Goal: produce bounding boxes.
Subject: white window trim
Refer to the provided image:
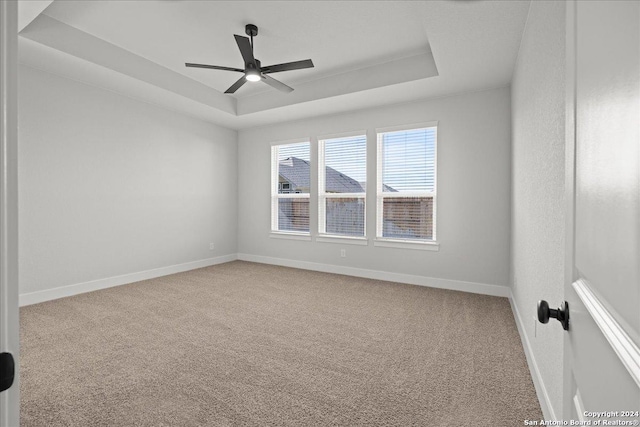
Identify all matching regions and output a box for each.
[375,121,438,134]
[316,235,368,246]
[317,136,367,238]
[376,125,438,243]
[373,239,439,251]
[271,141,311,235]
[270,232,312,241]
[317,129,367,141]
[269,137,312,147]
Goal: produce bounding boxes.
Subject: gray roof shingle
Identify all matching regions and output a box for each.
[279,157,364,193]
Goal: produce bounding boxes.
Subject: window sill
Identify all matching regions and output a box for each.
[373,239,439,251]
[270,232,312,241]
[316,235,369,246]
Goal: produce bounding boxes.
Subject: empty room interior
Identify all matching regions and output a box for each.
[1,0,639,426]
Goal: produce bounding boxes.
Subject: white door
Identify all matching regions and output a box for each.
[563,0,640,421]
[0,1,20,426]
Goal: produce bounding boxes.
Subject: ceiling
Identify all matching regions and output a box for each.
[17,1,531,130]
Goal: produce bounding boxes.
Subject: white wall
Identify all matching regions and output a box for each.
[510,1,566,419]
[237,87,511,290]
[18,65,238,300]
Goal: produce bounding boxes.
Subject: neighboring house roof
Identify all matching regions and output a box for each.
[361,181,397,193]
[279,157,311,191]
[279,157,365,193]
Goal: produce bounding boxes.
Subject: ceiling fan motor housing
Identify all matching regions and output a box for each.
[247,59,261,71]
[245,24,258,37]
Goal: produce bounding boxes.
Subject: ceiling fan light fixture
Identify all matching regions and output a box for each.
[245,70,261,82]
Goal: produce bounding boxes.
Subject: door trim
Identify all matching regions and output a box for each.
[563,0,578,418]
[572,279,640,388]
[0,1,20,425]
[509,292,556,420]
[572,390,586,422]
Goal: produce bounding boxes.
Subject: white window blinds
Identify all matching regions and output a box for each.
[271,141,310,233]
[318,134,366,237]
[377,126,437,241]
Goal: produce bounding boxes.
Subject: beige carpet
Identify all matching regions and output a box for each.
[20,261,541,426]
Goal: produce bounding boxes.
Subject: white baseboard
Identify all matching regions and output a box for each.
[237,253,510,297]
[20,252,510,306]
[19,254,238,307]
[508,290,555,420]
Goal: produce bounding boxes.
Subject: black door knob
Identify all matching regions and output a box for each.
[537,300,570,331]
[0,352,14,392]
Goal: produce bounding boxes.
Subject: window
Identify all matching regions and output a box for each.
[318,134,367,237]
[271,141,310,233]
[376,125,437,242]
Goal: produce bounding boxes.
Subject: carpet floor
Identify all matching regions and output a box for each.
[20,261,542,426]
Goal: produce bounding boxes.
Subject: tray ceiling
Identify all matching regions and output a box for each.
[18,1,530,129]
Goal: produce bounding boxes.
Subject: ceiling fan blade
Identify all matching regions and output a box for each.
[261,59,314,74]
[185,63,244,73]
[234,34,257,68]
[262,74,294,93]
[224,76,248,94]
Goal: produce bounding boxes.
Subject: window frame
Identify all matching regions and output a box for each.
[270,140,311,237]
[375,122,438,248]
[317,131,368,239]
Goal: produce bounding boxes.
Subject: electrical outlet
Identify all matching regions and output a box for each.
[340,249,346,258]
[209,243,215,250]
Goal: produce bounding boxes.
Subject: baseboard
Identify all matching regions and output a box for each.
[20,253,509,306]
[508,290,555,420]
[237,253,510,297]
[19,254,238,307]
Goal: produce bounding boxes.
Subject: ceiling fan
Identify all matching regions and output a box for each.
[185,24,314,94]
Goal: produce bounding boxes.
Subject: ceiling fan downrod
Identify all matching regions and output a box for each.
[245,24,258,52]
